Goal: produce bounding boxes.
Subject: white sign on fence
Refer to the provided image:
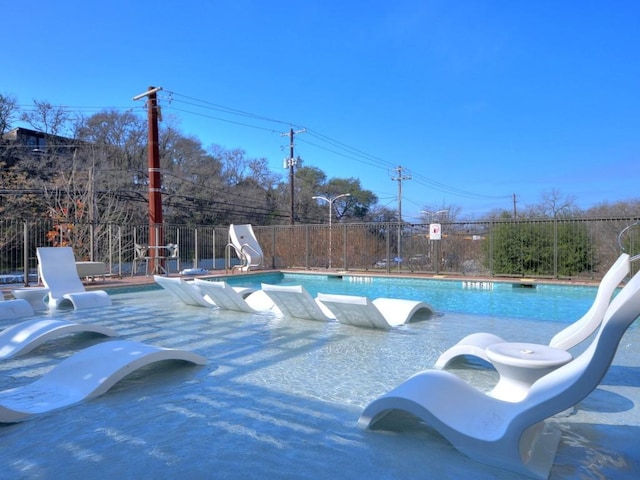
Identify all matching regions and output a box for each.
[429,223,442,241]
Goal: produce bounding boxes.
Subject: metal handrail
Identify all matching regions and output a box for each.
[617,220,640,262]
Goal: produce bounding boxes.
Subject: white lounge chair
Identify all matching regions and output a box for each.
[0,318,117,360]
[154,275,258,309]
[316,293,434,329]
[229,224,263,272]
[261,283,335,321]
[435,253,631,369]
[358,268,640,479]
[0,294,34,320]
[36,247,112,309]
[0,339,207,423]
[154,275,215,307]
[193,278,273,313]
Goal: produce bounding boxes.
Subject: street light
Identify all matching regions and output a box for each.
[421,209,449,222]
[312,193,351,269]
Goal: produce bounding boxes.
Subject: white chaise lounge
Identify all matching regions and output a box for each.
[435,253,631,369]
[358,267,640,479]
[0,339,207,423]
[261,284,335,321]
[0,318,117,360]
[316,293,434,329]
[229,224,263,272]
[154,276,258,309]
[37,247,112,309]
[193,278,273,313]
[154,276,215,307]
[0,294,34,320]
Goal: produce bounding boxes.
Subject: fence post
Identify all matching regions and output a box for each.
[90,223,95,261]
[342,223,348,271]
[305,225,310,269]
[489,221,494,276]
[23,221,29,287]
[554,216,559,278]
[272,226,276,269]
[194,228,199,270]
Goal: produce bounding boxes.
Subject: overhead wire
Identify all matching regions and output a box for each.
[14,92,512,206]
[161,90,512,203]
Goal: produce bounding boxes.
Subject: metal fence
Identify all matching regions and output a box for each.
[1,217,639,287]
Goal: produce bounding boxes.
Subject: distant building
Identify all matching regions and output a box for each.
[1,127,79,167]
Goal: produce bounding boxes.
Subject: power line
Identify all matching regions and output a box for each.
[14,92,513,204]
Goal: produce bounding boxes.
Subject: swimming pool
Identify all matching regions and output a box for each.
[225,272,600,324]
[1,275,638,479]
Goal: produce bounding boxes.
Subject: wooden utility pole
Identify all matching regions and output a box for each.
[133,86,163,272]
[282,127,306,225]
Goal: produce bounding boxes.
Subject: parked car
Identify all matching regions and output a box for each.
[374,259,388,268]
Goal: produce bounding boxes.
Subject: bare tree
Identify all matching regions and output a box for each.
[0,93,18,134]
[21,99,71,137]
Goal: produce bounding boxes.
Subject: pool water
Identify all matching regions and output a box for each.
[227,272,599,323]
[1,276,638,479]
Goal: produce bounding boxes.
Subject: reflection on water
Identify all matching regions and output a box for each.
[0,286,638,479]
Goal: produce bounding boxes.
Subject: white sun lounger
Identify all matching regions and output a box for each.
[36,247,112,309]
[154,275,215,307]
[316,293,434,329]
[359,267,640,479]
[154,275,258,309]
[193,278,273,313]
[0,295,34,320]
[435,253,631,368]
[261,283,335,321]
[0,339,207,423]
[0,318,117,360]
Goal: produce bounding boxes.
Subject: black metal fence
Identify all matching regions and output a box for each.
[1,217,638,286]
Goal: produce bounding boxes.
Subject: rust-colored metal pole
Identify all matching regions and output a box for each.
[147,86,163,273]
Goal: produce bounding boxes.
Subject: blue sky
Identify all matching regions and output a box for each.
[4,0,639,221]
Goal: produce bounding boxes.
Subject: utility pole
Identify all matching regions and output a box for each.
[391,165,411,264]
[133,86,163,273]
[391,165,412,223]
[282,127,306,225]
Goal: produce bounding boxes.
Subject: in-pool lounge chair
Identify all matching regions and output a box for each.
[154,276,258,309]
[261,283,335,321]
[36,247,112,309]
[435,253,631,369]
[228,224,263,272]
[358,267,640,479]
[0,318,117,360]
[193,278,272,313]
[154,275,215,307]
[317,293,434,329]
[0,339,207,423]
[0,295,34,320]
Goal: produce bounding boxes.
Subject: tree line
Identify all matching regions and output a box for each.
[0,95,387,228]
[1,93,638,229]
